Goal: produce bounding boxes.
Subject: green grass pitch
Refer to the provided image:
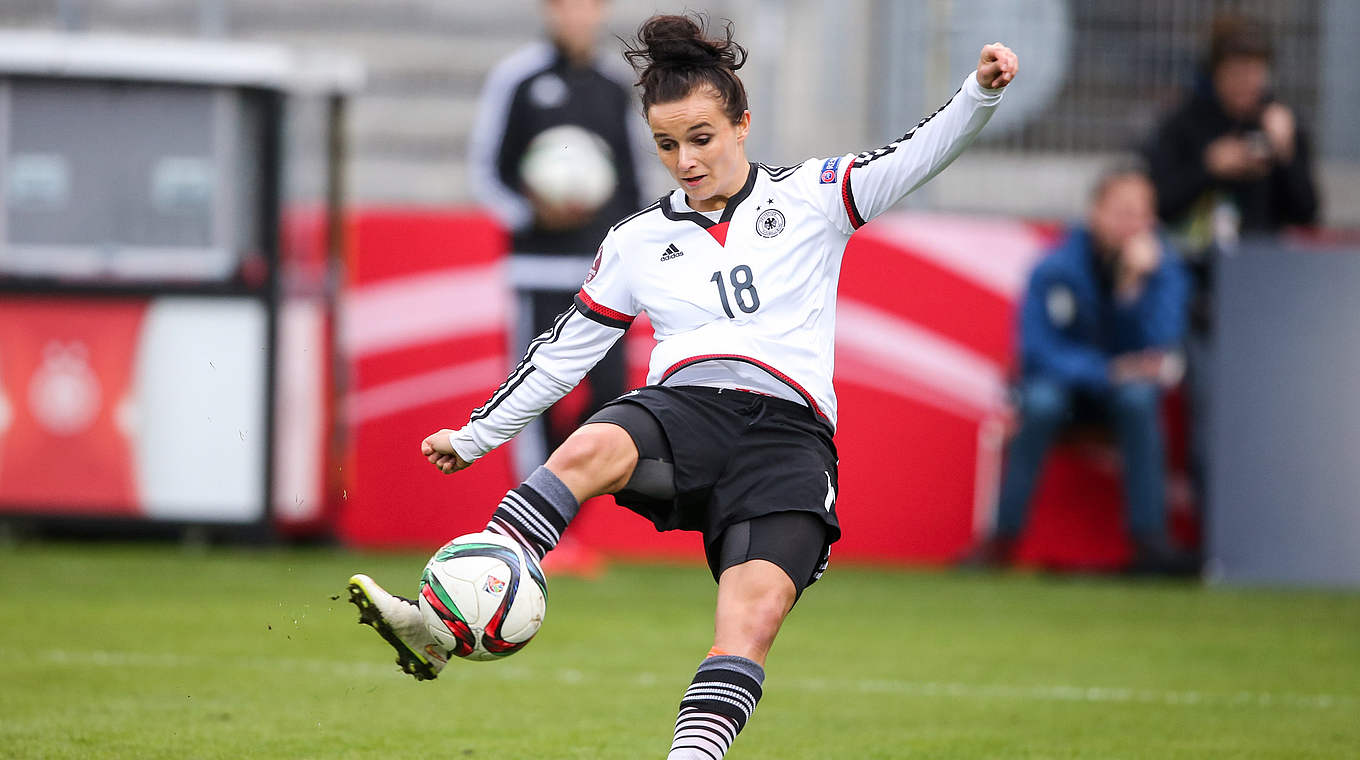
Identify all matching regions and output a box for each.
[2,541,1358,759]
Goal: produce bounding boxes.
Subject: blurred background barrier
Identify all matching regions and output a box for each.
[1208,240,1360,587]
[0,30,360,537]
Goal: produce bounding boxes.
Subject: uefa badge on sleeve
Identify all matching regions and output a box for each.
[819,156,841,184]
[756,208,786,238]
[585,248,602,284]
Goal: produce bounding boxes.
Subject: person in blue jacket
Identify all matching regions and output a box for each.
[973,162,1193,573]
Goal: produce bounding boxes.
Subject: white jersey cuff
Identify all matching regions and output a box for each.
[964,71,1006,104]
[450,431,483,464]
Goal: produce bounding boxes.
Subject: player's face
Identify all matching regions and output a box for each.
[1089,175,1156,255]
[647,89,751,212]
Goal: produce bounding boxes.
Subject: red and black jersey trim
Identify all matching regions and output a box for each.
[851,87,960,169]
[660,354,830,424]
[574,289,635,329]
[841,162,865,230]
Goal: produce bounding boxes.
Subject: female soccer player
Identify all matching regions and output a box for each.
[350,14,1016,759]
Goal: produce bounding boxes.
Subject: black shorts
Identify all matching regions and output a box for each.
[585,385,839,594]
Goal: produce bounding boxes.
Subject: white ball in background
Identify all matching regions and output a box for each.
[519,125,617,212]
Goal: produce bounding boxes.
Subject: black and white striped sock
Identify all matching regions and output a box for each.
[668,655,765,760]
[485,466,579,561]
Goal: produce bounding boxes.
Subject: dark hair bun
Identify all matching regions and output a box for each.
[629,13,746,72]
[624,13,750,123]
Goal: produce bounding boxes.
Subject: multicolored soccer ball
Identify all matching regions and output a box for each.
[417,531,547,662]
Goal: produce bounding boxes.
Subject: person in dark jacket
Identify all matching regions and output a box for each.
[468,0,647,479]
[1141,13,1318,530]
[970,164,1191,573]
[1143,12,1317,260]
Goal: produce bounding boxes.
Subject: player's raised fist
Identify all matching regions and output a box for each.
[421,429,471,474]
[976,43,1018,90]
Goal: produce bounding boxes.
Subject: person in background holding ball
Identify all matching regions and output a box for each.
[468,0,648,487]
[354,13,1015,759]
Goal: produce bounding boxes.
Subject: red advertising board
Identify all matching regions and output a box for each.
[0,299,145,512]
[338,209,1190,569]
[0,296,272,523]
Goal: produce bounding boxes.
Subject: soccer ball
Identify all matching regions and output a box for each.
[519,124,617,211]
[417,531,547,662]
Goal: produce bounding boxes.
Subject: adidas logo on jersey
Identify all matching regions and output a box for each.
[660,243,684,261]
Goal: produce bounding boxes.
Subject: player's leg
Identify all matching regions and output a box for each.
[669,512,828,760]
[348,421,638,680]
[557,389,779,759]
[485,422,639,561]
[710,559,803,664]
[347,571,449,681]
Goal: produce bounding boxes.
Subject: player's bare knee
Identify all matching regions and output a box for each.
[754,585,794,628]
[717,566,795,653]
[546,423,637,493]
[716,592,789,661]
[746,594,789,641]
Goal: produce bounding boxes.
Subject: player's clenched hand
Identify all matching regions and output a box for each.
[421,429,471,474]
[976,43,1018,90]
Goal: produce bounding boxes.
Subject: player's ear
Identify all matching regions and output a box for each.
[734,110,751,145]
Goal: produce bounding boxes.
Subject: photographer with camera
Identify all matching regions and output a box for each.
[1141,12,1318,531]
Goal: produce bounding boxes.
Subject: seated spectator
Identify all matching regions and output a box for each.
[968,163,1193,574]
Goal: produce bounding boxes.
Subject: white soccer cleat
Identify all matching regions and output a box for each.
[347,573,448,681]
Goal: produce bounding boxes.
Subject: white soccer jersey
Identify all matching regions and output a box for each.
[450,71,1003,463]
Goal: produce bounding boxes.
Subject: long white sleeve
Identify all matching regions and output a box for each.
[838,72,1004,230]
[449,304,627,463]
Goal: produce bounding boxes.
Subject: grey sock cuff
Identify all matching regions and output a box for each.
[525,466,580,525]
[699,654,766,685]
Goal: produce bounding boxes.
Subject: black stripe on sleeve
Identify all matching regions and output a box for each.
[758,163,803,182]
[468,366,537,422]
[468,306,575,421]
[852,88,960,169]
